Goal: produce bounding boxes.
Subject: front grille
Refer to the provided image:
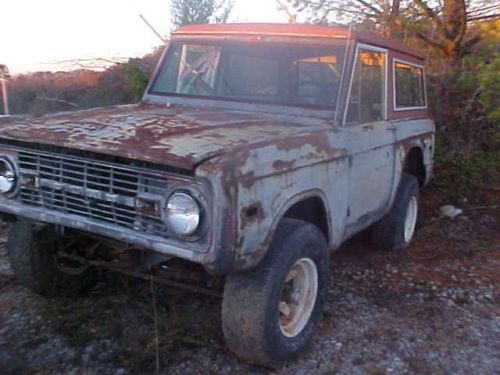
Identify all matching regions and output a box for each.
[17,150,170,237]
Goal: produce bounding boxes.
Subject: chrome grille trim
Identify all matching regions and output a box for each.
[17,150,170,237]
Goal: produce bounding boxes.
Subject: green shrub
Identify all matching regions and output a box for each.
[477,53,500,123]
[123,63,150,102]
[433,147,500,203]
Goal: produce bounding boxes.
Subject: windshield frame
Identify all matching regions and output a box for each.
[143,39,348,118]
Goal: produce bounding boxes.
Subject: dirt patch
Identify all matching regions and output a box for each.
[0,191,498,374]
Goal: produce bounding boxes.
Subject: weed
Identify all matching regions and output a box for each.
[432,147,500,203]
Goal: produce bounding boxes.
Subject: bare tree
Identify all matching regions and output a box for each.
[287,0,498,59]
[467,1,500,22]
[407,0,495,60]
[50,57,129,71]
[170,0,234,27]
[287,0,405,36]
[276,0,299,23]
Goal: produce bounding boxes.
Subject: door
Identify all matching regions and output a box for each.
[343,44,395,228]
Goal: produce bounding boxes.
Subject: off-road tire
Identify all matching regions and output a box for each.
[371,173,420,251]
[7,219,96,297]
[222,218,329,368]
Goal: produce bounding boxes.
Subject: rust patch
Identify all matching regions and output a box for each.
[272,159,297,171]
[0,103,332,171]
[274,131,335,158]
[239,202,265,227]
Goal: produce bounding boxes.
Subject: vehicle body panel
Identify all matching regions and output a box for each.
[0,104,332,170]
[207,117,433,270]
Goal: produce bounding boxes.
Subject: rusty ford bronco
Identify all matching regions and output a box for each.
[0,24,434,367]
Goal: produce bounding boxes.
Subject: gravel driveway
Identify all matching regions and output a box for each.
[0,190,498,374]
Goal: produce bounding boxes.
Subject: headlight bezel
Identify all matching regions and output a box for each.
[163,187,208,240]
[0,156,18,196]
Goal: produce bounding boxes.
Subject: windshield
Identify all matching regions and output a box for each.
[150,42,346,110]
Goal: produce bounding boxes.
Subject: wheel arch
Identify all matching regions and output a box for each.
[276,190,331,244]
[404,146,426,188]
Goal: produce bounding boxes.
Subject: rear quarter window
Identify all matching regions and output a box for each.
[393,60,426,110]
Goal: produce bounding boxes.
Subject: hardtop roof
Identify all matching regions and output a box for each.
[171,23,424,60]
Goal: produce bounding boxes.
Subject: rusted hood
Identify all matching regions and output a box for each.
[0,103,331,170]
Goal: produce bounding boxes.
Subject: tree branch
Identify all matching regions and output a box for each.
[452,0,467,46]
[415,30,446,51]
[467,14,500,21]
[352,0,383,15]
[413,0,447,35]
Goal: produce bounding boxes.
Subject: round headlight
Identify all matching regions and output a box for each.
[0,158,16,194]
[165,192,200,236]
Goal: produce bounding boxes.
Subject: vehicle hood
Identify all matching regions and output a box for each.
[0,103,332,170]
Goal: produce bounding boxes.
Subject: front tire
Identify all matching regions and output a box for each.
[222,219,329,368]
[7,219,96,297]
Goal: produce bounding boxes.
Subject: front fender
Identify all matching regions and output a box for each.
[235,188,333,271]
[197,128,348,274]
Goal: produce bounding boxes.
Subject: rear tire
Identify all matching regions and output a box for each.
[371,173,420,251]
[7,219,96,297]
[222,219,329,368]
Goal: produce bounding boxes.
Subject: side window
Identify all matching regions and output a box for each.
[394,61,426,109]
[345,48,386,124]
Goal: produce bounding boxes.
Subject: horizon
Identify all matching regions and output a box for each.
[1,0,290,76]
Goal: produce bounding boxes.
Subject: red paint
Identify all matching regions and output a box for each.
[172,23,425,59]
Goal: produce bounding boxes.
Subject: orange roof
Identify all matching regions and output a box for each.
[172,23,424,59]
[173,23,349,39]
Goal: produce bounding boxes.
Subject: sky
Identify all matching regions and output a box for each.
[0,0,288,75]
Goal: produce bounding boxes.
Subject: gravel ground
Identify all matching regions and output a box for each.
[0,190,498,375]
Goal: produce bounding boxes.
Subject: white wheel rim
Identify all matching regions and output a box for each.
[404,196,418,243]
[279,258,318,338]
